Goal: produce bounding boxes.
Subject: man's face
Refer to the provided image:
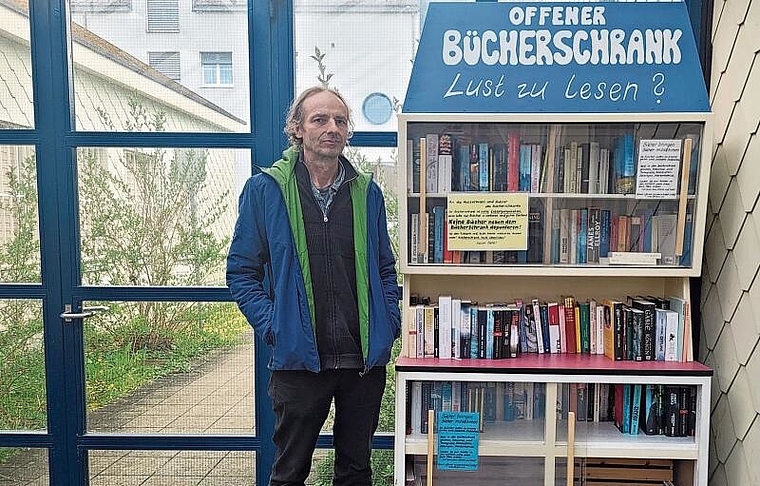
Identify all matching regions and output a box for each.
[295,91,349,162]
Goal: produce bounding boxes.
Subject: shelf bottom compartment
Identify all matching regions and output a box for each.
[555,420,698,460]
[556,457,695,486]
[405,455,545,485]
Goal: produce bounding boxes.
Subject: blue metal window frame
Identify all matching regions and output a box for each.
[0,1,707,484]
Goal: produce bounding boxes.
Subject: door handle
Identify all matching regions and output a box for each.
[60,304,109,322]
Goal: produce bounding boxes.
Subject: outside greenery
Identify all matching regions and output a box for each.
[0,98,249,464]
[0,60,401,482]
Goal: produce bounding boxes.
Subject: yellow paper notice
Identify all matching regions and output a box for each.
[447,193,529,251]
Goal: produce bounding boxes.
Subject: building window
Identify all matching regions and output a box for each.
[201,52,233,86]
[362,92,393,125]
[148,51,181,81]
[192,0,247,11]
[147,0,179,33]
[70,0,132,12]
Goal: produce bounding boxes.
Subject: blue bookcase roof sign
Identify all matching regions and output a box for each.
[403,2,710,113]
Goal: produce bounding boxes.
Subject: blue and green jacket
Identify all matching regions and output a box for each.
[226,146,400,372]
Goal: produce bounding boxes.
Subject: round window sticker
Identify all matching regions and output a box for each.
[362,92,393,125]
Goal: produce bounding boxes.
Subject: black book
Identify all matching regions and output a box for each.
[632,298,656,361]
[664,386,680,437]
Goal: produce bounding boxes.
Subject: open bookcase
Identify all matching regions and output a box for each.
[394,113,713,486]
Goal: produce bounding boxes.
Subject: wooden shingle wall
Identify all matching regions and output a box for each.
[705,0,760,484]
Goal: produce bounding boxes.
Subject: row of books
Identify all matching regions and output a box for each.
[409,129,698,197]
[406,381,547,435]
[406,380,696,438]
[406,294,693,363]
[559,383,697,437]
[408,202,692,266]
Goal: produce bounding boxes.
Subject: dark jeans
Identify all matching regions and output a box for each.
[268,367,386,486]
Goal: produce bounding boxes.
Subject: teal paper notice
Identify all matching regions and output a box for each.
[436,411,480,471]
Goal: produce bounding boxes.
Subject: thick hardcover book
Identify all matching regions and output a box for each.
[524,300,539,353]
[539,303,551,354]
[578,301,591,354]
[563,296,577,354]
[599,209,611,258]
[477,307,488,359]
[492,307,504,359]
[509,308,520,358]
[679,386,690,437]
[532,299,546,354]
[630,307,644,361]
[548,302,561,353]
[602,300,624,361]
[664,386,680,437]
[632,299,656,361]
[460,301,472,359]
[470,306,479,359]
[527,199,545,263]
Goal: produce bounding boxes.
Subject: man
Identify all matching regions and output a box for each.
[226,86,400,486]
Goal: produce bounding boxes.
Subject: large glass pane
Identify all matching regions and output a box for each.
[89,450,255,485]
[0,299,45,431]
[294,1,423,132]
[84,301,253,435]
[0,448,48,486]
[70,1,250,131]
[77,147,245,287]
[0,2,34,129]
[0,145,39,283]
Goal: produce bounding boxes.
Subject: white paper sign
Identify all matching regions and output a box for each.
[635,139,682,198]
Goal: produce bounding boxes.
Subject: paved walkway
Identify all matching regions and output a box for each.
[1,333,285,486]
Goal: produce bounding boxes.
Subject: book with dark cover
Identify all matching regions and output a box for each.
[420,381,432,434]
[578,208,588,264]
[629,384,642,435]
[599,209,611,258]
[587,207,600,263]
[578,301,591,354]
[664,386,680,437]
[492,307,504,359]
[539,303,551,354]
[576,383,588,422]
[688,385,697,436]
[643,384,660,435]
[563,296,578,354]
[457,144,470,192]
[657,384,667,435]
[524,300,539,353]
[527,199,545,264]
[630,307,644,361]
[632,298,656,360]
[579,142,591,193]
[679,386,690,437]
